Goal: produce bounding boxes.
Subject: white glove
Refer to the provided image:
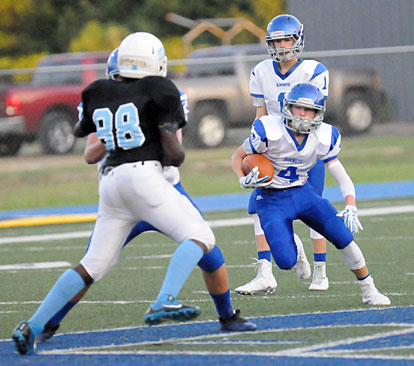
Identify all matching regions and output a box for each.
[239,166,271,189]
[336,205,364,234]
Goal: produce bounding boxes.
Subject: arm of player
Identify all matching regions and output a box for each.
[255,105,268,119]
[327,159,363,234]
[231,146,270,188]
[159,122,185,167]
[232,146,247,179]
[73,120,88,138]
[84,133,107,164]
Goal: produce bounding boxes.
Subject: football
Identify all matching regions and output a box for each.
[242,154,274,182]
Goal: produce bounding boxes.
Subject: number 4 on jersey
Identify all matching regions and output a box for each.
[277,166,299,183]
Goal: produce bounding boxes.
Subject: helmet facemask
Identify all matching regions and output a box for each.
[282,98,324,134]
[266,28,304,62]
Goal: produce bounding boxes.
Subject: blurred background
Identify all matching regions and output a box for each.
[0,0,413,211]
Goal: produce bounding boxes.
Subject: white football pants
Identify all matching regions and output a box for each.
[81,161,215,282]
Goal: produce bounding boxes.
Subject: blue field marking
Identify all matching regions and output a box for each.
[1,180,414,221]
[328,329,414,351]
[2,307,414,365]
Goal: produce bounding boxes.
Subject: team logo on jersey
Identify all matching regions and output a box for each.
[277,82,290,87]
[256,195,263,201]
[284,157,303,164]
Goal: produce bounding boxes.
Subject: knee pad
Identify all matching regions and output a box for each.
[253,214,264,235]
[189,222,216,253]
[80,260,114,283]
[340,241,366,270]
[274,254,297,270]
[271,244,297,270]
[310,228,324,240]
[198,246,225,272]
[201,227,216,253]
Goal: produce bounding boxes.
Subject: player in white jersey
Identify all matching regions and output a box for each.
[232,82,390,306]
[235,14,334,295]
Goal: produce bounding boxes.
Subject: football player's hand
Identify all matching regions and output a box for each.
[239,166,271,189]
[336,205,364,234]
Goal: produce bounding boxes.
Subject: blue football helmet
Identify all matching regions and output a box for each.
[266,14,304,62]
[282,83,325,134]
[106,48,119,80]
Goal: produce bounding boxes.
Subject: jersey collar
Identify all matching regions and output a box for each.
[272,59,304,80]
[286,126,309,151]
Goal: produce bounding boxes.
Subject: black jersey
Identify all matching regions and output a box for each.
[80,76,186,168]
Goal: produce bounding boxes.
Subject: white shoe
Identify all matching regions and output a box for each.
[359,275,391,305]
[292,234,311,280]
[309,262,329,291]
[235,259,277,295]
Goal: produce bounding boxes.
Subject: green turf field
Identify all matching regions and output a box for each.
[1,197,413,361]
[1,134,414,210]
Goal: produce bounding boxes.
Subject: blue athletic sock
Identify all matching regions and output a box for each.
[29,269,85,334]
[156,240,203,301]
[210,290,234,319]
[314,253,327,262]
[47,300,79,328]
[258,250,271,262]
[357,273,371,281]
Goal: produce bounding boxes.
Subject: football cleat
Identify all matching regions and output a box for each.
[309,262,329,291]
[144,294,201,326]
[235,259,277,295]
[359,275,391,305]
[12,321,36,355]
[219,310,257,332]
[37,322,59,343]
[362,291,391,306]
[292,234,311,280]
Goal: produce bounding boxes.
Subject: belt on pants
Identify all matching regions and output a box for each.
[101,165,115,176]
[101,161,160,176]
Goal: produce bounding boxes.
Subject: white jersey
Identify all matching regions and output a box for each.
[243,115,341,189]
[250,59,329,115]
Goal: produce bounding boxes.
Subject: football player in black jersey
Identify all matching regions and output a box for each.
[37,48,256,344]
[12,33,255,355]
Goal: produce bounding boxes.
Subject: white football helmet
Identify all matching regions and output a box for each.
[117,32,167,79]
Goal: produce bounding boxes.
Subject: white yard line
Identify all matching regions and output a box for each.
[0,261,71,270]
[1,292,412,307]
[41,324,414,361]
[1,204,414,246]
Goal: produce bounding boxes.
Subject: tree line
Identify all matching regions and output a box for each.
[0,0,284,70]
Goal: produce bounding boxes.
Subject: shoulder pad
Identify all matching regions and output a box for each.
[252,59,274,75]
[316,122,340,146]
[256,115,284,141]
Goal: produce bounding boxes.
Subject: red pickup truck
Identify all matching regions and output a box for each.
[0,52,109,155]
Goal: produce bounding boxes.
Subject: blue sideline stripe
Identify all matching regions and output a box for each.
[1,306,413,365]
[1,181,414,221]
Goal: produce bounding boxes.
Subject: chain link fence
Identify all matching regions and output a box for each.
[0,45,412,156]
